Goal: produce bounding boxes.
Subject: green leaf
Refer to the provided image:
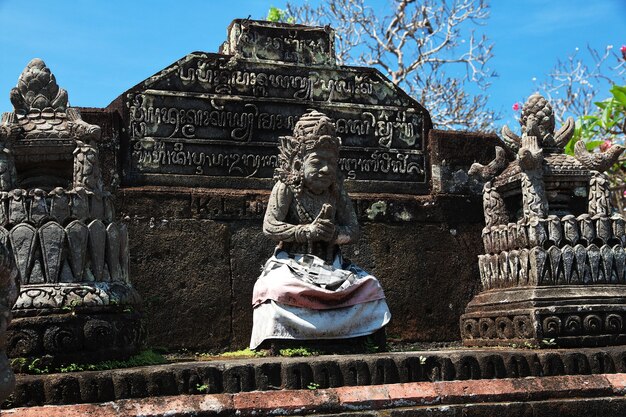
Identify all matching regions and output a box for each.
[595,100,609,109]
[266,6,285,22]
[612,90,626,106]
[564,137,577,156]
[602,102,612,128]
[585,140,605,151]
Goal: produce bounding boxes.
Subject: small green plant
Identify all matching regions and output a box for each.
[278,347,318,357]
[541,338,557,347]
[196,383,210,393]
[307,382,320,390]
[11,357,50,374]
[15,350,167,375]
[266,6,295,23]
[220,348,265,358]
[363,336,380,353]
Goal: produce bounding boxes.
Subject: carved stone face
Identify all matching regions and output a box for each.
[302,147,338,194]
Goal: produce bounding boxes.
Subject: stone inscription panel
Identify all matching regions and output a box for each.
[122,53,430,194]
[150,54,408,107]
[223,20,335,66]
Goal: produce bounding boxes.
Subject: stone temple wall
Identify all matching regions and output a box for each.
[81,105,500,350]
[72,20,505,351]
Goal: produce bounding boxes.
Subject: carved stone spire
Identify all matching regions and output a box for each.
[10,58,68,113]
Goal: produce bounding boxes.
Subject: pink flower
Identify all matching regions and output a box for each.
[512,102,520,111]
[600,140,613,152]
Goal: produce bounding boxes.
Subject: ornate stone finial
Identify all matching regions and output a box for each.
[501,93,575,153]
[10,58,68,114]
[520,93,555,145]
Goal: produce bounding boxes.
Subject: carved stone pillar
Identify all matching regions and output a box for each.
[1,59,143,364]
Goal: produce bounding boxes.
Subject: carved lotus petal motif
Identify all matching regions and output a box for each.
[9,223,37,283]
[547,246,562,285]
[9,195,27,225]
[508,250,520,286]
[488,255,499,289]
[614,245,626,284]
[529,247,546,286]
[562,215,579,245]
[596,216,611,245]
[478,255,490,289]
[515,221,528,248]
[547,215,562,246]
[573,244,587,284]
[586,244,601,283]
[506,223,517,251]
[71,188,90,221]
[560,245,575,284]
[88,219,106,282]
[600,244,614,283]
[498,252,509,287]
[38,221,65,283]
[64,220,89,281]
[29,192,49,226]
[50,192,70,225]
[518,249,529,285]
[612,214,626,245]
[578,214,595,244]
[106,223,121,281]
[527,218,547,247]
[481,227,492,254]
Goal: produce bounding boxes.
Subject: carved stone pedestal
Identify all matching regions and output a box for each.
[461,94,626,348]
[462,286,626,347]
[1,59,144,364]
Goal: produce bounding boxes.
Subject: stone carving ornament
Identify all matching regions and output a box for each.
[250,110,390,349]
[462,93,626,347]
[0,59,143,363]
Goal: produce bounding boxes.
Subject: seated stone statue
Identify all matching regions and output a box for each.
[250,110,391,349]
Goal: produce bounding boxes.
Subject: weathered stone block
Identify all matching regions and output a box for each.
[128,218,230,350]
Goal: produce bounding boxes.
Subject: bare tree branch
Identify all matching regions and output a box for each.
[286,0,499,131]
[536,45,626,125]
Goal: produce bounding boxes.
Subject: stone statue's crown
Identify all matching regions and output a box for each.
[294,110,336,139]
[293,110,340,151]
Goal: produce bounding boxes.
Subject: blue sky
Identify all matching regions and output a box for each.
[1,0,625,129]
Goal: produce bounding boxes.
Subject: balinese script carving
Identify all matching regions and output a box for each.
[119,21,431,194]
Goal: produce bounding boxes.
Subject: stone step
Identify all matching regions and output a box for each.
[6,373,626,416]
[7,346,626,408]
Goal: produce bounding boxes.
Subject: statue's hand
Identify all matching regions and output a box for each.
[309,218,335,242]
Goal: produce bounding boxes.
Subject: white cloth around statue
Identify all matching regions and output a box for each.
[250,251,391,349]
